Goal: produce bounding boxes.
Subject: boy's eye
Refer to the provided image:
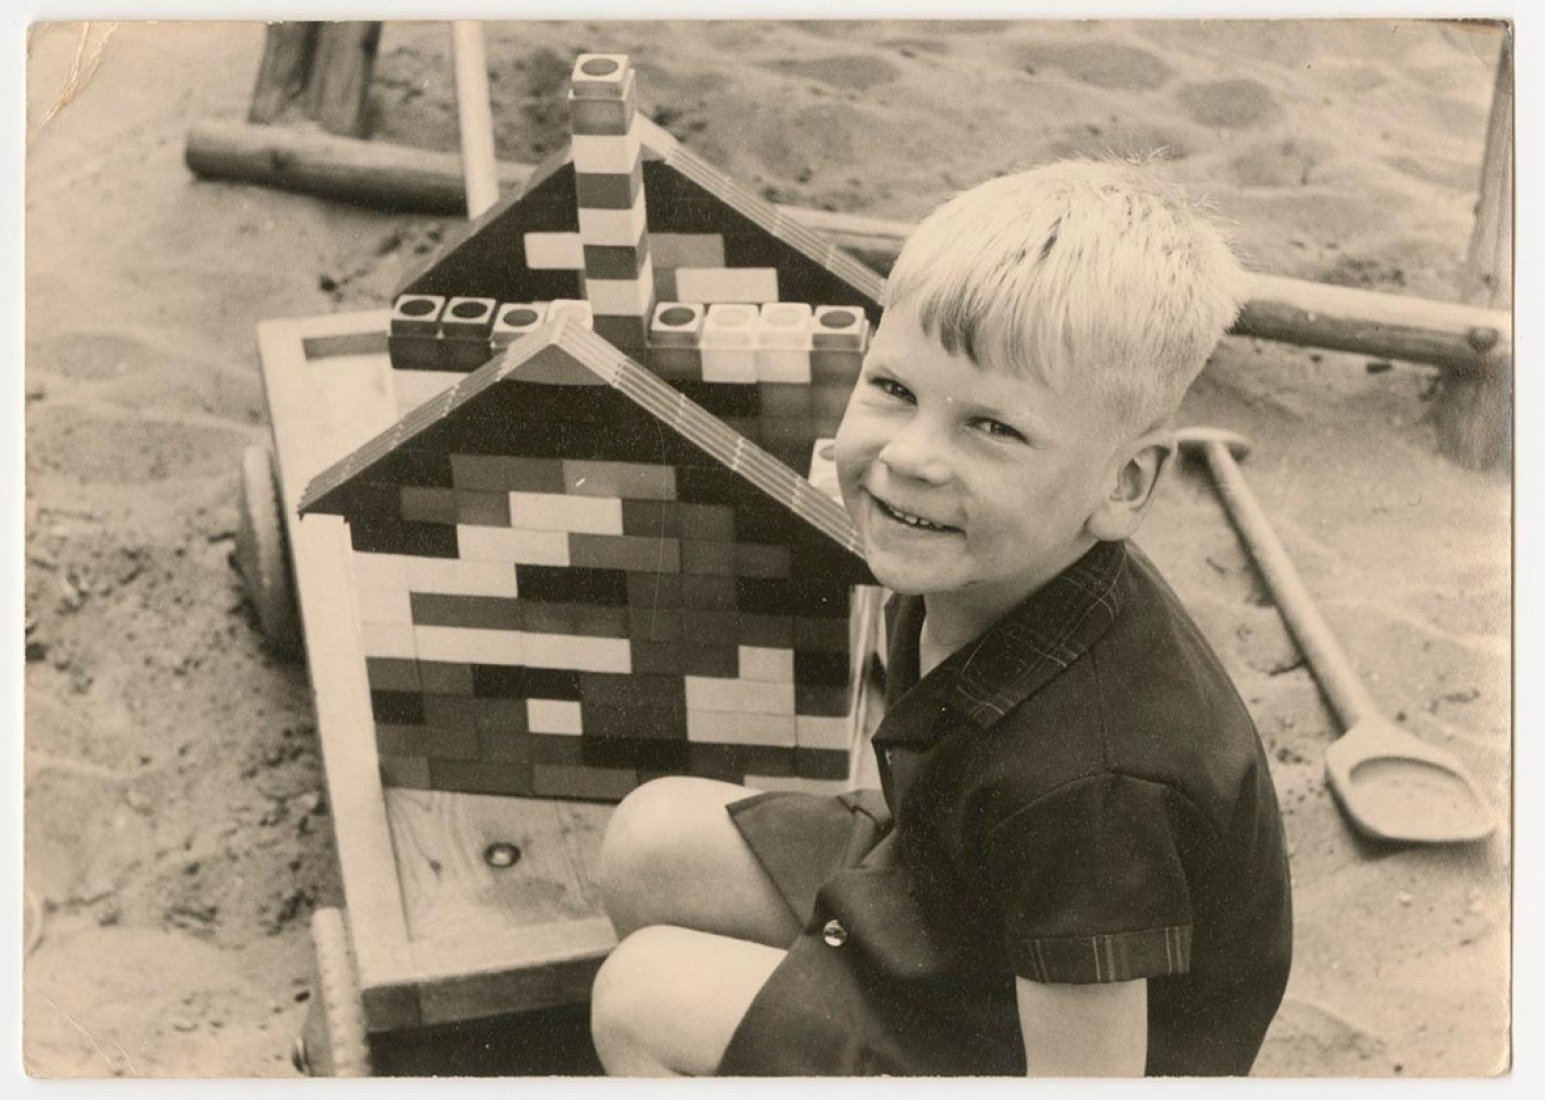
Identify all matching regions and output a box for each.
[975,418,1027,443]
[869,376,915,403]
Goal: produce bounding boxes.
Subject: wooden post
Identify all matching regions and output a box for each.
[1432,25,1512,470]
[247,21,381,139]
[450,22,500,218]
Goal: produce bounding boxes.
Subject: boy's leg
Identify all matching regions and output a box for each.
[590,924,784,1077]
[598,776,801,947]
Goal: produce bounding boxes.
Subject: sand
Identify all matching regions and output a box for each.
[23,19,1511,1077]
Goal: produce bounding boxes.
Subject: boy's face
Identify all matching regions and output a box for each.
[834,301,1127,637]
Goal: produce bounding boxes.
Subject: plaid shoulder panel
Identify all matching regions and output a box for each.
[1009,924,1191,984]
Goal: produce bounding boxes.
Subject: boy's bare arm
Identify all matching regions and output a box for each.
[1015,976,1148,1077]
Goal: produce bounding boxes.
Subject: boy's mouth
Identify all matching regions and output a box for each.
[873,494,958,534]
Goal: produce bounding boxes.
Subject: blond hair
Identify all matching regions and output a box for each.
[884,157,1245,431]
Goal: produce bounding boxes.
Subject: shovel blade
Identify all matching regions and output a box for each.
[1324,718,1496,844]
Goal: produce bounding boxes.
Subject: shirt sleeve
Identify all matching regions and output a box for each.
[983,773,1197,985]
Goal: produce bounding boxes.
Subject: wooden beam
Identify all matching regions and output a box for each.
[247,23,316,125]
[306,22,382,138]
[188,120,1510,378]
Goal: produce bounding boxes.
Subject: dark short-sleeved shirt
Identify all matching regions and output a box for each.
[719,538,1294,1076]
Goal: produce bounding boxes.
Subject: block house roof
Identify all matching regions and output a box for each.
[300,319,876,801]
[300,53,889,802]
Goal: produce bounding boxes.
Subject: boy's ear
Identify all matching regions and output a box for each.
[1086,428,1174,541]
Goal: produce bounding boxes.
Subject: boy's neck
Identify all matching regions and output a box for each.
[920,536,1102,658]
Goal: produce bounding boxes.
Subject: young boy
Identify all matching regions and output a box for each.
[589,158,1293,1077]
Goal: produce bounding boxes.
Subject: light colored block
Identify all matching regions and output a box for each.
[413,625,523,666]
[807,438,842,503]
[351,551,409,590]
[585,276,654,317]
[528,699,584,736]
[674,267,780,304]
[649,302,705,347]
[702,303,759,348]
[756,349,812,384]
[685,677,794,716]
[359,621,418,660]
[571,131,643,174]
[701,347,758,384]
[524,233,585,270]
[509,492,624,535]
[577,199,648,246]
[544,299,595,328]
[757,302,814,349]
[796,714,853,752]
[456,525,571,565]
[354,584,412,625]
[522,633,631,674]
[739,646,794,682]
[569,53,633,98]
[743,774,849,796]
[812,306,871,350]
[492,302,548,347]
[650,233,726,269]
[404,557,519,598]
[392,368,461,413]
[687,709,796,747]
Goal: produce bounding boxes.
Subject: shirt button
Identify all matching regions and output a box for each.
[822,919,848,947]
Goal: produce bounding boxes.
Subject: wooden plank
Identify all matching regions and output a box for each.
[257,313,416,1022]
[306,21,382,138]
[247,23,316,125]
[385,789,611,941]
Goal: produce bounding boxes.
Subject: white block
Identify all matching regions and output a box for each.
[510,492,624,535]
[354,584,412,625]
[404,557,519,597]
[577,199,647,246]
[492,302,548,346]
[755,348,812,384]
[739,646,794,682]
[392,368,461,413]
[521,633,632,673]
[687,709,797,747]
[359,622,418,660]
[524,233,585,270]
[571,131,642,174]
[528,699,584,736]
[674,267,780,304]
[351,551,409,590]
[796,715,853,752]
[585,276,654,317]
[414,625,523,666]
[757,301,815,349]
[702,303,759,348]
[685,677,794,716]
[545,299,595,328]
[743,774,849,796]
[807,438,841,503]
[649,301,706,347]
[701,347,758,384]
[812,306,871,350]
[456,526,571,565]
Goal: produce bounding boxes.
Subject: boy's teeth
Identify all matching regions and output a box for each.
[882,499,947,531]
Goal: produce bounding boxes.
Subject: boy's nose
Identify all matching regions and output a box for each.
[877,420,953,484]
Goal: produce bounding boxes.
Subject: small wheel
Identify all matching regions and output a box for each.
[296,907,372,1077]
[235,441,302,656]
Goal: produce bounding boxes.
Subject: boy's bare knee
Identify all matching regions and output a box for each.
[591,926,686,1076]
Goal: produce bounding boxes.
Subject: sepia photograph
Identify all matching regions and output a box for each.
[21,10,1517,1082]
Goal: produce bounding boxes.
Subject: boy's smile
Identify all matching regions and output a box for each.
[834,302,1132,648]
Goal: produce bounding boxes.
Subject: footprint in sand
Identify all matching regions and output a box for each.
[27,403,253,485]
[1230,138,1336,188]
[1177,78,1281,129]
[760,55,900,93]
[1017,42,1173,92]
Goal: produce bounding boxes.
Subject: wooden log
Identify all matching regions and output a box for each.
[247,23,317,125]
[1433,27,1513,471]
[185,120,1511,379]
[305,22,382,138]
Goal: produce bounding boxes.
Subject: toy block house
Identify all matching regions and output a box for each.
[384,52,885,477]
[299,319,879,801]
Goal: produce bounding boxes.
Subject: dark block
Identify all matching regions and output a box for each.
[682,642,741,678]
[419,660,475,696]
[366,657,421,693]
[796,648,851,686]
[371,690,425,726]
[516,565,630,606]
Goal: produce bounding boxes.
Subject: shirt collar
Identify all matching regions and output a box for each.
[875,539,1128,747]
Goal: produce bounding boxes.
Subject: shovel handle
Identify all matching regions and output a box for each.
[1200,440,1381,730]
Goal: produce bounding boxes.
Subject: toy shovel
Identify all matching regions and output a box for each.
[1177,428,1495,844]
